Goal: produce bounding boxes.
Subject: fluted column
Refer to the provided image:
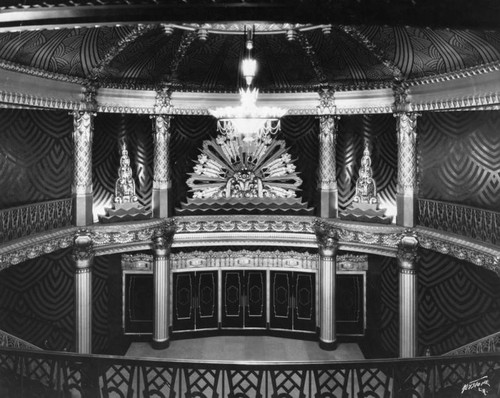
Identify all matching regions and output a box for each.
[152,115,172,218]
[397,231,419,358]
[396,112,419,227]
[72,111,95,226]
[73,230,94,354]
[317,116,339,218]
[315,221,339,350]
[152,226,174,349]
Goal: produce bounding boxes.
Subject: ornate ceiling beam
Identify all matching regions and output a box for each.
[157,30,198,86]
[295,31,328,86]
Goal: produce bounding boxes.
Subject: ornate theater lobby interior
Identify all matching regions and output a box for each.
[126,336,364,361]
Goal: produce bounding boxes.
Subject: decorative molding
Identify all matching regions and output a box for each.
[0,199,73,244]
[0,90,80,111]
[0,59,87,85]
[418,199,499,246]
[416,226,500,274]
[443,331,500,356]
[0,329,42,351]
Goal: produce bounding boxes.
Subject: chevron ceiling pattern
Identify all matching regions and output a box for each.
[0,21,499,91]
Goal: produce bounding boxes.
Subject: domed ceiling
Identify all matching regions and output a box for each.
[0,0,499,93]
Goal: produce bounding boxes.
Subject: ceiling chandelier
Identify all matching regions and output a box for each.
[209,27,287,143]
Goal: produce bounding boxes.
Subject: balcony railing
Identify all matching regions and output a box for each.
[0,330,41,351]
[0,347,499,398]
[444,331,500,356]
[0,198,72,243]
[418,199,499,245]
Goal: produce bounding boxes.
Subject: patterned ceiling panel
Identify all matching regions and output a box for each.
[361,25,500,79]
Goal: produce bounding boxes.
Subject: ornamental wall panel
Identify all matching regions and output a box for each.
[418,111,500,212]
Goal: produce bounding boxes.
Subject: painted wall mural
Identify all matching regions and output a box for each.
[0,109,73,209]
[418,111,500,212]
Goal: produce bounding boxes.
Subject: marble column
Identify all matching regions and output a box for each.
[152,115,172,218]
[318,115,339,218]
[397,231,419,358]
[396,112,419,227]
[152,227,174,349]
[73,230,94,354]
[316,225,340,350]
[72,111,94,226]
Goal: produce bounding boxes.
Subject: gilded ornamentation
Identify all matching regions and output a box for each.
[72,111,94,195]
[72,230,94,264]
[353,144,379,206]
[154,87,172,115]
[152,115,172,190]
[81,82,98,111]
[318,115,338,190]
[114,143,138,205]
[392,81,409,111]
[152,221,176,256]
[314,219,340,257]
[397,230,419,273]
[164,31,198,84]
[396,112,418,195]
[186,134,302,199]
[418,199,499,246]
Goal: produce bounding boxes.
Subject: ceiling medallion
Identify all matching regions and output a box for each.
[209,26,287,145]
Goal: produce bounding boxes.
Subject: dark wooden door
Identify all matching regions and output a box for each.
[270,271,293,330]
[173,272,195,331]
[293,272,316,332]
[124,274,153,334]
[336,274,364,335]
[244,270,266,328]
[222,270,244,328]
[195,271,218,329]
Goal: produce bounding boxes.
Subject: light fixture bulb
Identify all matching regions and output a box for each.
[242,58,257,86]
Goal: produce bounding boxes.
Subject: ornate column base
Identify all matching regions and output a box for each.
[319,339,338,351]
[318,189,338,218]
[152,338,170,350]
[73,193,93,226]
[396,193,416,228]
[152,188,171,218]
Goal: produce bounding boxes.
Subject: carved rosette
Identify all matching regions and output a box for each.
[314,220,340,257]
[397,230,419,274]
[72,111,94,195]
[152,222,176,257]
[72,230,94,272]
[396,112,418,195]
[318,115,338,190]
[153,115,172,190]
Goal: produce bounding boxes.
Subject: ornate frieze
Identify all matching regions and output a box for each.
[396,112,418,195]
[317,115,338,190]
[416,226,500,274]
[72,111,94,195]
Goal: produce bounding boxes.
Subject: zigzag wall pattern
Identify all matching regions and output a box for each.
[336,114,397,213]
[0,249,118,353]
[0,109,73,209]
[418,111,500,212]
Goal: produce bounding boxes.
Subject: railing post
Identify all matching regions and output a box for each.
[395,112,419,227]
[72,230,94,354]
[397,230,419,358]
[152,224,175,349]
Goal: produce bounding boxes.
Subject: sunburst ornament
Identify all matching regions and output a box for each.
[186,134,302,200]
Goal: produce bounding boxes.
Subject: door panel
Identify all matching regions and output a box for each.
[337,274,364,335]
[196,271,218,329]
[124,274,153,334]
[245,271,266,328]
[270,272,293,330]
[173,272,195,331]
[294,273,316,331]
[222,271,243,328]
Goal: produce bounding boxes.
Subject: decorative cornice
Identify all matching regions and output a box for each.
[0,59,87,85]
[416,226,500,274]
[336,106,393,115]
[0,91,80,111]
[408,93,500,112]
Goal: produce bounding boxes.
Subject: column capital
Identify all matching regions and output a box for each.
[72,229,94,269]
[314,220,340,257]
[397,230,419,273]
[154,85,173,114]
[317,86,336,115]
[152,222,176,256]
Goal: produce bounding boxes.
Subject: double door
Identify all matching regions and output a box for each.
[172,271,218,331]
[270,271,316,332]
[221,270,266,329]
